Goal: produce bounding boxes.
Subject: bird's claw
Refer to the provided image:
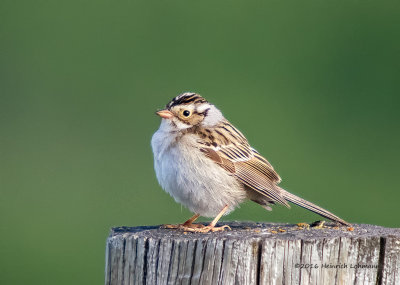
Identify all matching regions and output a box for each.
[163,223,205,229]
[162,224,231,233]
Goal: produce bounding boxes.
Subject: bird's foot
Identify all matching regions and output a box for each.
[194,225,231,233]
[181,224,231,233]
[163,223,231,233]
[162,223,205,230]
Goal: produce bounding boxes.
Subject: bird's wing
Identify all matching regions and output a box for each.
[195,121,289,207]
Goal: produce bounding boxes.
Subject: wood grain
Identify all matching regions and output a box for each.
[105,222,400,285]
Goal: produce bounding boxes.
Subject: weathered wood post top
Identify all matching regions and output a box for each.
[105,222,400,285]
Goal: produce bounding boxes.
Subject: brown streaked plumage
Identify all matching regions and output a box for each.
[152,92,350,233]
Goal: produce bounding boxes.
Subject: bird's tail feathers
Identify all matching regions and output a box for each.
[278,187,350,226]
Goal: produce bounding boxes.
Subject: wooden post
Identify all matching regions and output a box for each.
[105,222,400,285]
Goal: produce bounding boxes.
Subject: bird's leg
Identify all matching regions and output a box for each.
[183,214,202,227]
[183,214,200,226]
[183,205,231,233]
[209,205,229,228]
[163,206,231,233]
[163,214,202,229]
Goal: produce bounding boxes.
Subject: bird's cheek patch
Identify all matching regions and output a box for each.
[173,118,192,129]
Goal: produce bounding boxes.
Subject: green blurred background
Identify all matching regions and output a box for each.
[1,0,399,284]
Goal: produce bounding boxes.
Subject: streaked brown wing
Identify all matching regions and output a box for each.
[193,119,287,206]
[200,146,289,207]
[247,152,282,183]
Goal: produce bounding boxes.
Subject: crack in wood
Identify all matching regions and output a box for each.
[376,237,386,285]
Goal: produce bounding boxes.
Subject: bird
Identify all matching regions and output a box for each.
[151,92,350,233]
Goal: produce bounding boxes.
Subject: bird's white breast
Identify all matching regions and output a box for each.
[151,122,246,217]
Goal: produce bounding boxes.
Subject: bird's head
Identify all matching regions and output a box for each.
[156,92,223,130]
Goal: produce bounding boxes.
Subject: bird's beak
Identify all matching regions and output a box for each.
[156,109,174,119]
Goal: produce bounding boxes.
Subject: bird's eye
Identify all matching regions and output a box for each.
[183,110,191,117]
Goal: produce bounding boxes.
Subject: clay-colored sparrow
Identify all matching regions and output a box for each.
[151,92,349,232]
